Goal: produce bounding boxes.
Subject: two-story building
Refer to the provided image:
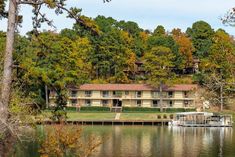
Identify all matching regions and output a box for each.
[49,84,198,109]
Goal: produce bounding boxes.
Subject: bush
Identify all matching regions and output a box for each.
[165,108,196,113]
[122,107,161,112]
[163,114,167,119]
[122,107,195,113]
[80,106,110,112]
[66,107,78,112]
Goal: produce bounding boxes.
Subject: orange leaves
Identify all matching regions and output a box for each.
[39,125,102,157]
[172,28,194,67]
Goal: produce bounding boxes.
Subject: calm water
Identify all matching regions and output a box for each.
[12,125,235,157]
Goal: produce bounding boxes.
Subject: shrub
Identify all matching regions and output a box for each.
[165,108,196,113]
[163,114,167,119]
[122,107,161,112]
[80,106,110,112]
[65,107,78,112]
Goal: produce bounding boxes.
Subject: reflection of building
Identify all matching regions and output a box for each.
[49,84,197,109]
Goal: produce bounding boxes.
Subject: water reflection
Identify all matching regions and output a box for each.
[12,125,235,157]
[86,126,234,157]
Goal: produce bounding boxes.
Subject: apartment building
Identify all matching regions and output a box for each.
[49,84,197,108]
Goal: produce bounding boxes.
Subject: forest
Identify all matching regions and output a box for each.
[0,0,235,155]
[0,15,235,109]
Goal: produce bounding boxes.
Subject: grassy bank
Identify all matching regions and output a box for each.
[39,109,235,121]
[40,111,173,121]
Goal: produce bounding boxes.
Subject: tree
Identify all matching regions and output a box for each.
[143,46,175,112]
[147,30,182,70]
[18,32,91,119]
[0,0,7,18]
[222,8,235,26]
[153,25,165,36]
[201,29,235,111]
[39,125,102,157]
[0,0,110,138]
[186,21,214,58]
[171,28,194,69]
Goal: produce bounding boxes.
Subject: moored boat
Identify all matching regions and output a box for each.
[170,112,233,127]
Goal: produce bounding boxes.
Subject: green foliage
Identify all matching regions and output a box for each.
[165,108,196,113]
[15,32,91,116]
[123,107,161,112]
[80,106,110,112]
[153,25,165,36]
[0,0,6,19]
[122,107,195,112]
[143,46,175,86]
[0,31,5,81]
[186,20,214,58]
[147,32,182,69]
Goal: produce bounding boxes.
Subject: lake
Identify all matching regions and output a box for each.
[12,125,235,157]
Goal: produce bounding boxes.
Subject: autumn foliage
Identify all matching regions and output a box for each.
[39,125,102,157]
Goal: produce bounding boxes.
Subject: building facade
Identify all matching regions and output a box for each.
[49,84,197,108]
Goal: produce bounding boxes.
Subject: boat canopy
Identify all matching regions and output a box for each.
[175,112,213,116]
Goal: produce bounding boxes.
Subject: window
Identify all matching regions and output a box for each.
[113,91,122,97]
[169,101,173,107]
[136,91,142,98]
[152,91,159,98]
[85,91,92,97]
[125,91,129,96]
[152,100,158,107]
[184,91,188,98]
[168,91,173,98]
[136,100,142,107]
[85,100,91,106]
[102,100,109,107]
[71,90,77,97]
[102,91,109,97]
[71,99,77,106]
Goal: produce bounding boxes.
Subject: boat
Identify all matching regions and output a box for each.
[170,112,233,127]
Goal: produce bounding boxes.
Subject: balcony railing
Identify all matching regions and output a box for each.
[102,94,110,98]
[70,94,77,97]
[85,94,92,97]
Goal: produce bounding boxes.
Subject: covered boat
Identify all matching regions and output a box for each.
[170,112,233,127]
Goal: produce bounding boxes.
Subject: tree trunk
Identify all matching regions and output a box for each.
[220,84,223,111]
[159,82,163,112]
[0,0,17,124]
[45,85,49,109]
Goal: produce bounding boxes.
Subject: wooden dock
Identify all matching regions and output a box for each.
[38,119,171,126]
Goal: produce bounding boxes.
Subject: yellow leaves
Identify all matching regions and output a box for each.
[139,31,149,42]
[39,125,102,157]
[120,30,133,44]
[79,15,101,35]
[172,28,194,67]
[44,0,56,8]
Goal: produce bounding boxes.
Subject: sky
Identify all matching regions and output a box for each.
[1,0,235,35]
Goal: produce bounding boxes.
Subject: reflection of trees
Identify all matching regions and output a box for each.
[168,127,233,157]
[89,126,233,157]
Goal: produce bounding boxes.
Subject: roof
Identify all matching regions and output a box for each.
[69,84,197,91]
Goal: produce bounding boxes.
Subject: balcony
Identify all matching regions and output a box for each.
[113,91,122,98]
